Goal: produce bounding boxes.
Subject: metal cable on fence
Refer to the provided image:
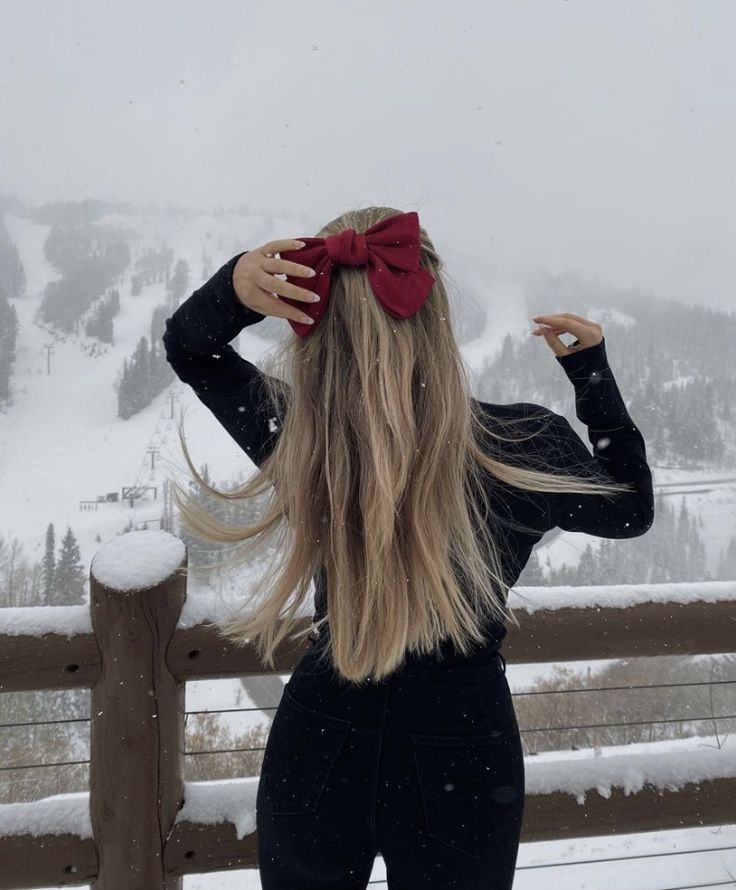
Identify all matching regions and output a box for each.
[3,677,735,730]
[0,758,89,773]
[1,715,733,768]
[368,877,736,889]
[514,843,736,870]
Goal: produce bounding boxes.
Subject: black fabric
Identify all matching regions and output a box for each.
[163,253,654,666]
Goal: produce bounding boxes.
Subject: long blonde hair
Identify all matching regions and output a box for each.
[171,206,633,685]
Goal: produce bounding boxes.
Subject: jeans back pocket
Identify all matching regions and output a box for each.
[262,684,351,816]
[410,728,524,859]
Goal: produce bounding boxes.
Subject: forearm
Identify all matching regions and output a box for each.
[549,337,655,536]
[162,251,263,363]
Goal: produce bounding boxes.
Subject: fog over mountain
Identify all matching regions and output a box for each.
[1,0,735,310]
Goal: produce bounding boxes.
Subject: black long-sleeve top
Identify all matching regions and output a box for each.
[162,251,655,668]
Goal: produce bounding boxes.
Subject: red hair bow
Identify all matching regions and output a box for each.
[278,210,436,338]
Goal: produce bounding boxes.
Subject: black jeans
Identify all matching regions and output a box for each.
[256,642,524,889]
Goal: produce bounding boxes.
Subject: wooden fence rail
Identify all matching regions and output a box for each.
[0,529,734,889]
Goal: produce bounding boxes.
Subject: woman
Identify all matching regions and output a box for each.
[162,207,654,889]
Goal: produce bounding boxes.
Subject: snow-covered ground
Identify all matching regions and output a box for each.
[0,210,297,560]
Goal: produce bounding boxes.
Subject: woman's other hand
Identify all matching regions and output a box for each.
[530,312,604,357]
[232,239,318,326]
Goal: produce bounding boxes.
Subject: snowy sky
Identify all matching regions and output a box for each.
[1,0,735,309]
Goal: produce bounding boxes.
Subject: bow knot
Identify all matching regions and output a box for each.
[280,211,436,337]
[326,229,368,266]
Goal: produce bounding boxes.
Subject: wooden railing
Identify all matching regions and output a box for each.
[0,529,734,889]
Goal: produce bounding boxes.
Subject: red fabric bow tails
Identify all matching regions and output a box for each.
[278,210,436,338]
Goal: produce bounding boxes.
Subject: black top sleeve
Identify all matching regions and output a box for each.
[161,251,290,468]
[535,336,655,538]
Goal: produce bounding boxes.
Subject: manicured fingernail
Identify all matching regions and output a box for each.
[294,241,306,247]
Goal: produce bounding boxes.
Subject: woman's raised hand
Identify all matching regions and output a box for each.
[232,239,318,326]
[530,312,604,358]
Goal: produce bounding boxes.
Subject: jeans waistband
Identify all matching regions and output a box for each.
[306,628,507,679]
[399,649,507,679]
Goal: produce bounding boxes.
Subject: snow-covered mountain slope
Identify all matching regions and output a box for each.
[2,208,734,585]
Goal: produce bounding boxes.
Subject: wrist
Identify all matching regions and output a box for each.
[225,251,266,322]
[555,336,608,379]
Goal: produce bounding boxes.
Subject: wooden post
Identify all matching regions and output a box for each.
[88,530,187,890]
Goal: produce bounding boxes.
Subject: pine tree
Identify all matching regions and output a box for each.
[517,548,545,585]
[55,526,86,605]
[42,523,56,605]
[149,335,174,392]
[84,297,114,344]
[0,295,19,402]
[118,338,150,418]
[717,535,736,580]
[167,259,190,310]
[117,332,173,419]
[129,336,151,412]
[117,356,133,419]
[100,299,114,343]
